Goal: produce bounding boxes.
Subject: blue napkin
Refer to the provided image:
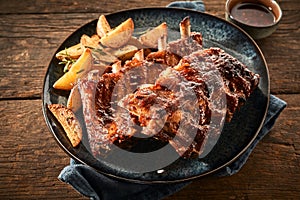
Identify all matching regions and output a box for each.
[58,1,287,199]
[167,1,205,12]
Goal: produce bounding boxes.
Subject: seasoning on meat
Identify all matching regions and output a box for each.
[76,17,260,159]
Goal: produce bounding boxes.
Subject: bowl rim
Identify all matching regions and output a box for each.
[225,0,283,28]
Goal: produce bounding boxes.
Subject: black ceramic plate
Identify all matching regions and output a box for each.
[42,7,269,183]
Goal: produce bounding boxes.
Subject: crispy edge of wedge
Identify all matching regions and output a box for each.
[96,15,112,38]
[55,43,83,60]
[67,84,81,112]
[80,34,100,49]
[139,22,168,48]
[48,104,82,147]
[100,18,134,48]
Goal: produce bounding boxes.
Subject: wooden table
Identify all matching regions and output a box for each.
[0,0,299,199]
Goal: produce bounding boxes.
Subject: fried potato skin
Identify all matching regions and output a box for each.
[53,48,93,90]
[55,43,83,60]
[139,22,168,48]
[96,15,112,37]
[100,18,134,48]
[48,104,82,147]
[67,85,81,112]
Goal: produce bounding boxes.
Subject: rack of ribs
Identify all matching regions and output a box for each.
[77,17,260,159]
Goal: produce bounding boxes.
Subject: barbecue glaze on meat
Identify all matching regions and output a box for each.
[119,67,212,158]
[78,26,259,159]
[177,47,260,121]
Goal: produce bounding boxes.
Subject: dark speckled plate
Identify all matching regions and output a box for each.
[42,8,269,183]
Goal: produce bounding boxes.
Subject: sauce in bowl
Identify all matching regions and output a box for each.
[230,2,276,27]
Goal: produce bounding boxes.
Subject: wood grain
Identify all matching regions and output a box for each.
[0,0,173,14]
[0,13,98,99]
[0,100,83,199]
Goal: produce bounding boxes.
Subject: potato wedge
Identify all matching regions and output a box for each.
[92,48,119,65]
[100,18,134,48]
[80,34,100,49]
[96,15,112,37]
[139,22,167,48]
[110,45,138,62]
[127,36,144,49]
[48,104,82,147]
[53,48,93,90]
[97,15,143,49]
[91,34,100,40]
[67,84,81,112]
[55,43,83,60]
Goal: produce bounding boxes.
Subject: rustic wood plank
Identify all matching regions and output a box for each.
[0,0,298,14]
[0,13,98,99]
[0,9,299,99]
[0,99,84,199]
[0,0,173,14]
[0,94,299,199]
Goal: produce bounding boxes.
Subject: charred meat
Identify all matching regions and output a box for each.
[77,17,260,159]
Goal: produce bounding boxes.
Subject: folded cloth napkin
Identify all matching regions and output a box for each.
[58,1,287,200]
[167,1,205,12]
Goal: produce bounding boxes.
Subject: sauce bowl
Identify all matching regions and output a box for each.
[225,0,282,39]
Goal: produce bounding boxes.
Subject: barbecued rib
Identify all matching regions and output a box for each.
[121,46,260,158]
[77,71,114,156]
[120,66,212,158]
[78,52,170,156]
[179,47,260,121]
[148,46,260,122]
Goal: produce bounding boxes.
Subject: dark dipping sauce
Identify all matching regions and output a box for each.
[230,2,276,27]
